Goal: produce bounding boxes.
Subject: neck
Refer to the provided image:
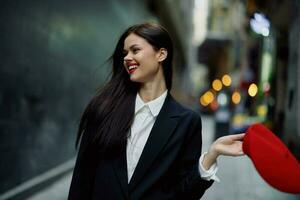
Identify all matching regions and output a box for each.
[138,80,167,103]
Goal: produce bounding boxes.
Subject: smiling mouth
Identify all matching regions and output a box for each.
[128,65,138,74]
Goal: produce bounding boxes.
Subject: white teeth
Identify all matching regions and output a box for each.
[128,65,138,70]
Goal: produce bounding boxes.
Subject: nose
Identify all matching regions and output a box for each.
[123,53,132,67]
[123,52,132,62]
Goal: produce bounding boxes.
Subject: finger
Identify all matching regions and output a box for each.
[230,133,245,141]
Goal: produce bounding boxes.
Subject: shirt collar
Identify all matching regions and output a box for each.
[135,90,168,117]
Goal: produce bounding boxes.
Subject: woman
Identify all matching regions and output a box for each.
[68,23,244,200]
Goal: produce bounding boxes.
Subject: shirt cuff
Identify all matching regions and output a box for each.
[198,152,220,182]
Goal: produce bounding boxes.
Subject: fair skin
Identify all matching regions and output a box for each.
[123,33,167,102]
[123,33,245,170]
[202,133,245,170]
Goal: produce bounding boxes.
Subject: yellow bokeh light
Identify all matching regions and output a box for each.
[248,83,258,97]
[257,105,267,117]
[212,79,222,91]
[200,96,209,106]
[232,114,246,126]
[203,91,214,104]
[232,91,241,104]
[222,74,232,86]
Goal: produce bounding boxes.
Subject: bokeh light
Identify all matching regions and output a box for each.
[257,105,268,117]
[200,96,209,106]
[222,74,232,87]
[217,92,228,106]
[203,90,215,104]
[212,79,222,91]
[232,91,241,104]
[248,83,258,97]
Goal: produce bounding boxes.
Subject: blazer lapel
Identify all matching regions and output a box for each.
[128,94,180,191]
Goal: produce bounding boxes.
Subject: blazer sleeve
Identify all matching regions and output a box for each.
[170,112,214,199]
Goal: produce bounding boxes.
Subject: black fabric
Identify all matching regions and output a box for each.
[68,93,213,200]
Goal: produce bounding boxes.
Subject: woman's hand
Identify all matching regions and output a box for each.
[211,133,245,157]
[202,133,245,170]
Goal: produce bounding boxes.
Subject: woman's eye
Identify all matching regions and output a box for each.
[132,48,140,54]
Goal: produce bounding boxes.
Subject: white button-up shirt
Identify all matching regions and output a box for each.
[126,90,219,183]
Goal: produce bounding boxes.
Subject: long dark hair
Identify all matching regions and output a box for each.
[76,23,174,154]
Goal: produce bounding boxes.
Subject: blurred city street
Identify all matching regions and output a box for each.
[1,0,300,199]
[25,116,300,200]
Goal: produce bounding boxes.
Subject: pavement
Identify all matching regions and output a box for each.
[26,116,300,200]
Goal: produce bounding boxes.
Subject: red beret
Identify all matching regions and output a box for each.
[242,123,300,193]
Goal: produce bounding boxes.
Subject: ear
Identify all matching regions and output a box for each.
[157,48,168,62]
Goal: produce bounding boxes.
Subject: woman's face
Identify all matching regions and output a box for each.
[123,33,166,84]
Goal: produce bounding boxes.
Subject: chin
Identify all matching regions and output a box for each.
[129,75,140,82]
[129,75,145,84]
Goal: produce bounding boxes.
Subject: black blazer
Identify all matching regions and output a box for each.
[68,93,213,200]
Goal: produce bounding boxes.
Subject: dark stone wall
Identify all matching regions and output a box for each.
[284,2,300,161]
[0,0,154,193]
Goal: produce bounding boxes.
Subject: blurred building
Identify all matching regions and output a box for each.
[241,0,300,161]
[150,0,196,104]
[247,0,300,160]
[196,0,300,160]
